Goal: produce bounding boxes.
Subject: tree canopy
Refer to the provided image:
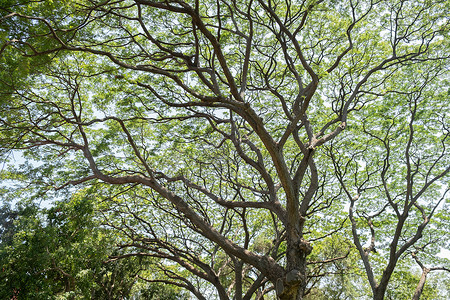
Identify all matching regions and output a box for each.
[0,0,449,299]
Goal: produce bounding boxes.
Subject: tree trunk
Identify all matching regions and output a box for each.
[276,235,312,300]
[411,268,429,300]
[373,285,388,300]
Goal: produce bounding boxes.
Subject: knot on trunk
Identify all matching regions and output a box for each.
[276,269,306,299]
[297,238,312,255]
[286,269,304,284]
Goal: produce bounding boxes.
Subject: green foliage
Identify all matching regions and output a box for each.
[306,234,368,300]
[0,0,448,299]
[0,194,135,299]
[384,267,435,300]
[136,282,189,300]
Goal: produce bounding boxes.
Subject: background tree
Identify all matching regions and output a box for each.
[0,188,189,299]
[0,192,124,299]
[1,0,448,299]
[327,60,449,300]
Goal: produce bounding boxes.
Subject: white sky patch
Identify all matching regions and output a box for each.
[438,247,450,260]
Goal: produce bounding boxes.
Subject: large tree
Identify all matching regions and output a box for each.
[1,0,448,299]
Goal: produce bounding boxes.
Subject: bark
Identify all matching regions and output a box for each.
[411,268,429,300]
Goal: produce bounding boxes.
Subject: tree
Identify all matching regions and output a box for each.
[0,189,188,299]
[327,60,450,300]
[0,0,448,299]
[0,192,132,299]
[0,203,19,246]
